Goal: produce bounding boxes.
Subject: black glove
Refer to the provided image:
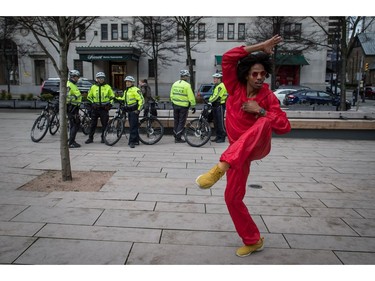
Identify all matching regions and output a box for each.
[191,108,196,114]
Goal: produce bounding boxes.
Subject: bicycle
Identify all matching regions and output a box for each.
[103,99,164,146]
[30,96,60,142]
[78,101,92,135]
[138,100,164,145]
[184,101,212,147]
[66,96,92,136]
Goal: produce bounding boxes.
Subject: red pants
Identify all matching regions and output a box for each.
[220,118,272,245]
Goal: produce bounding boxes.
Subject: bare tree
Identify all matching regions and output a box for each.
[247,16,326,90]
[130,16,183,97]
[173,16,208,91]
[16,16,97,181]
[0,17,20,94]
[311,16,375,110]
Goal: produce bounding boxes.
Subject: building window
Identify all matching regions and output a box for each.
[148,59,155,78]
[34,60,45,85]
[121,24,129,40]
[186,59,196,66]
[145,24,161,41]
[111,24,118,40]
[101,24,108,40]
[155,24,161,41]
[217,23,224,40]
[177,24,184,39]
[294,23,302,39]
[238,23,245,40]
[198,23,205,40]
[78,24,86,40]
[228,23,235,40]
[73,60,83,77]
[283,23,302,40]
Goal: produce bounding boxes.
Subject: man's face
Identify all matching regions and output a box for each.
[72,76,79,82]
[213,77,220,84]
[247,63,267,90]
[97,77,105,84]
[125,81,133,87]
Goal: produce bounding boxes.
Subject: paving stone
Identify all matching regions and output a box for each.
[342,218,375,236]
[14,238,132,264]
[36,223,161,243]
[126,243,342,264]
[304,207,363,218]
[0,236,37,264]
[285,234,375,252]
[95,209,267,232]
[0,221,45,236]
[334,251,375,264]
[0,205,29,221]
[263,216,359,236]
[11,206,103,225]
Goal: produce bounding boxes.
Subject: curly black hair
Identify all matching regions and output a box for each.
[237,52,273,85]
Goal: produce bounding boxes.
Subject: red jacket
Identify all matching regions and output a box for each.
[222,46,291,142]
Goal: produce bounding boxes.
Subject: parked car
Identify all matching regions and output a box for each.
[283,89,351,110]
[364,86,375,100]
[273,88,298,105]
[196,83,215,102]
[41,77,96,96]
[278,85,310,90]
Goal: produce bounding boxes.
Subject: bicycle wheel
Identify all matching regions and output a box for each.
[49,112,60,135]
[31,114,50,142]
[103,117,124,146]
[81,115,91,135]
[184,118,211,147]
[138,117,164,145]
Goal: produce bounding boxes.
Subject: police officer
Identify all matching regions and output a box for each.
[85,72,115,144]
[67,70,82,148]
[117,76,144,148]
[170,70,196,143]
[209,72,228,143]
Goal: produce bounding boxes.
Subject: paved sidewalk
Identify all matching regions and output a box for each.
[0,110,375,266]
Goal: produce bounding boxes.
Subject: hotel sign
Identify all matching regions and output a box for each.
[79,54,136,61]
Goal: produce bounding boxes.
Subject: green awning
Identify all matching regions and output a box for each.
[276,54,309,66]
[76,46,141,62]
[215,55,222,65]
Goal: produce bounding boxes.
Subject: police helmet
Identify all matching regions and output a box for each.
[124,76,135,82]
[212,73,223,78]
[69,70,80,78]
[180,70,190,77]
[96,72,106,79]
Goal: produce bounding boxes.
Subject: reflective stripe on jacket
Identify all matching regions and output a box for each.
[209,82,228,105]
[170,80,196,108]
[117,86,144,111]
[67,80,82,105]
[87,83,115,104]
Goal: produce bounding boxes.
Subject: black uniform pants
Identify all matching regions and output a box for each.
[68,105,80,144]
[212,104,226,140]
[89,107,109,140]
[128,110,140,145]
[172,104,189,140]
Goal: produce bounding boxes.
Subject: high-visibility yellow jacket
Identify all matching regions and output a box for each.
[209,82,228,105]
[87,83,115,105]
[67,80,82,105]
[170,80,196,108]
[117,86,144,111]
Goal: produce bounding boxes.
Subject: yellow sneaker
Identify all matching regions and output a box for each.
[195,164,225,189]
[236,237,264,257]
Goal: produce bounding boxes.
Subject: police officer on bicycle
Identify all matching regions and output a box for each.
[67,70,82,148]
[117,76,144,148]
[85,72,115,144]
